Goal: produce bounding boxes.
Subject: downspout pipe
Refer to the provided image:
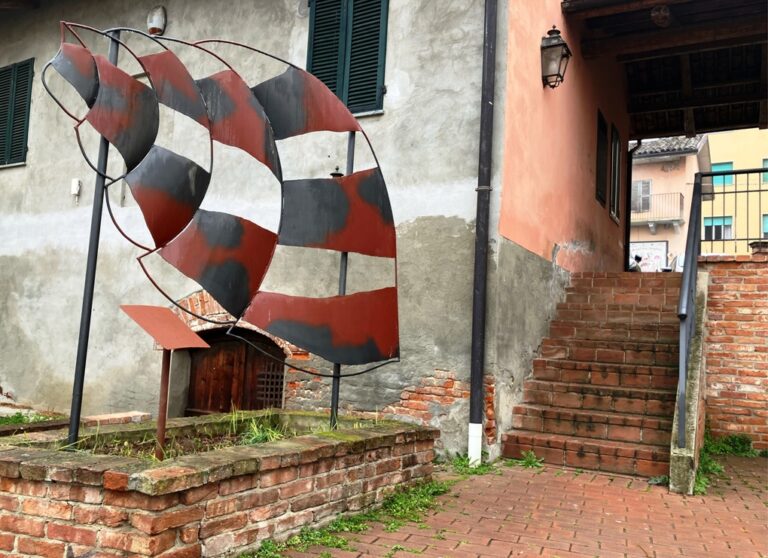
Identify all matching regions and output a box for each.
[624,140,641,270]
[468,0,498,466]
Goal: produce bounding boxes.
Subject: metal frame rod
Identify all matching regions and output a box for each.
[67,30,120,446]
[330,131,356,429]
[155,349,172,460]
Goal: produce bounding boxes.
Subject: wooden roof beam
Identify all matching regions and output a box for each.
[628,91,766,114]
[582,16,767,59]
[0,0,39,9]
[562,0,693,19]
[680,54,695,137]
[630,120,762,140]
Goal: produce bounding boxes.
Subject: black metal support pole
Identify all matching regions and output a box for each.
[468,0,497,464]
[624,140,641,270]
[155,349,172,460]
[67,31,120,446]
[330,131,356,429]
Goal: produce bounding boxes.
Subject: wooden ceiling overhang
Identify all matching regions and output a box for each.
[0,0,40,11]
[562,0,768,139]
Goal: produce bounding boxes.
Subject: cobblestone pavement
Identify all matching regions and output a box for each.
[286,456,767,558]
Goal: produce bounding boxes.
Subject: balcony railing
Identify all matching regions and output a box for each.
[631,192,685,225]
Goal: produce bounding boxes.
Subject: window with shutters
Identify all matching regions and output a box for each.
[595,111,608,206]
[631,180,651,213]
[609,124,621,221]
[0,59,34,166]
[307,0,388,114]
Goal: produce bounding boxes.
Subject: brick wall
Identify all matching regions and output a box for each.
[0,424,437,557]
[700,254,768,449]
[285,369,497,448]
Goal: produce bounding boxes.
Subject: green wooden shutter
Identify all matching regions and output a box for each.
[9,59,33,164]
[0,65,12,165]
[0,59,33,166]
[308,0,346,97]
[344,0,388,113]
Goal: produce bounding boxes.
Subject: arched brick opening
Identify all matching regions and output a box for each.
[172,290,307,359]
[169,290,308,416]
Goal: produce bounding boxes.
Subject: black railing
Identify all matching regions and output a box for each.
[700,168,768,254]
[676,175,701,449]
[631,192,685,223]
[676,167,768,448]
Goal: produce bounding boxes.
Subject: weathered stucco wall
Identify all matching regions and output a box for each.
[499,0,630,272]
[0,0,514,455]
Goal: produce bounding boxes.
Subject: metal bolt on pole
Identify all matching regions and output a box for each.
[67,31,120,446]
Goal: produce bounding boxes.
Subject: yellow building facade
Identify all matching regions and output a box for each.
[702,128,768,255]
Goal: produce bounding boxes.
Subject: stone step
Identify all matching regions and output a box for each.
[501,431,670,477]
[548,320,679,343]
[564,286,681,304]
[532,358,679,389]
[540,337,679,367]
[522,379,676,416]
[555,302,679,321]
[569,272,682,288]
[511,404,673,446]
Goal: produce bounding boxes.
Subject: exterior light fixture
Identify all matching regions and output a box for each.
[147,6,167,36]
[541,26,572,88]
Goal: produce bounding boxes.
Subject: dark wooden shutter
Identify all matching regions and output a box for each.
[345,0,387,113]
[9,60,33,164]
[0,66,12,165]
[595,110,608,206]
[0,59,33,166]
[308,0,345,96]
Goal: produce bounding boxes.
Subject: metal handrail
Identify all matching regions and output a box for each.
[676,174,702,449]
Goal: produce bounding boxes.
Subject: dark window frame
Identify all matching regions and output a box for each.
[609,124,621,221]
[595,110,608,206]
[307,0,389,114]
[0,58,34,166]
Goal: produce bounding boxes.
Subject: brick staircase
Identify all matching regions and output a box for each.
[501,272,682,477]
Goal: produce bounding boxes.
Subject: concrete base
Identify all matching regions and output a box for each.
[669,273,708,494]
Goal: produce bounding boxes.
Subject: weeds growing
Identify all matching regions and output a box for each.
[505,450,544,469]
[241,480,451,558]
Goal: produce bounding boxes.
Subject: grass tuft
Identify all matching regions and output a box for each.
[449,453,496,476]
[505,450,544,469]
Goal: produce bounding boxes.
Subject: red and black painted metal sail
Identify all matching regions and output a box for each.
[46,23,398,366]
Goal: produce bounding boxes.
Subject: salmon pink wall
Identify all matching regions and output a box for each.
[500,1,630,272]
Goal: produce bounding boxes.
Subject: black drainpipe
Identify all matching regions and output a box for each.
[624,140,641,270]
[468,0,498,464]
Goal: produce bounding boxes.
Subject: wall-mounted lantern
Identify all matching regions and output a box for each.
[541,26,572,88]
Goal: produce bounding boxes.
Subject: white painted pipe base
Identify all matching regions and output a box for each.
[467,422,483,466]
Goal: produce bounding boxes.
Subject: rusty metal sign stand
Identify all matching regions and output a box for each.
[120,305,209,459]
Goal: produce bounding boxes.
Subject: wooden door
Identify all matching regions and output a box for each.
[187,330,284,415]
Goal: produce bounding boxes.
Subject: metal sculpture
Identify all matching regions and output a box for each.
[43,23,399,441]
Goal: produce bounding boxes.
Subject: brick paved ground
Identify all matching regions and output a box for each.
[285,456,767,558]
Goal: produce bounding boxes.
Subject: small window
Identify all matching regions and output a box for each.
[762,158,767,183]
[0,58,34,166]
[595,111,608,206]
[763,214,768,239]
[711,162,733,187]
[631,180,651,213]
[704,216,733,241]
[609,124,621,220]
[308,0,388,114]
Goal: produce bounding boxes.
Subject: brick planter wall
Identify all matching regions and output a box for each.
[0,420,437,557]
[700,254,768,449]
